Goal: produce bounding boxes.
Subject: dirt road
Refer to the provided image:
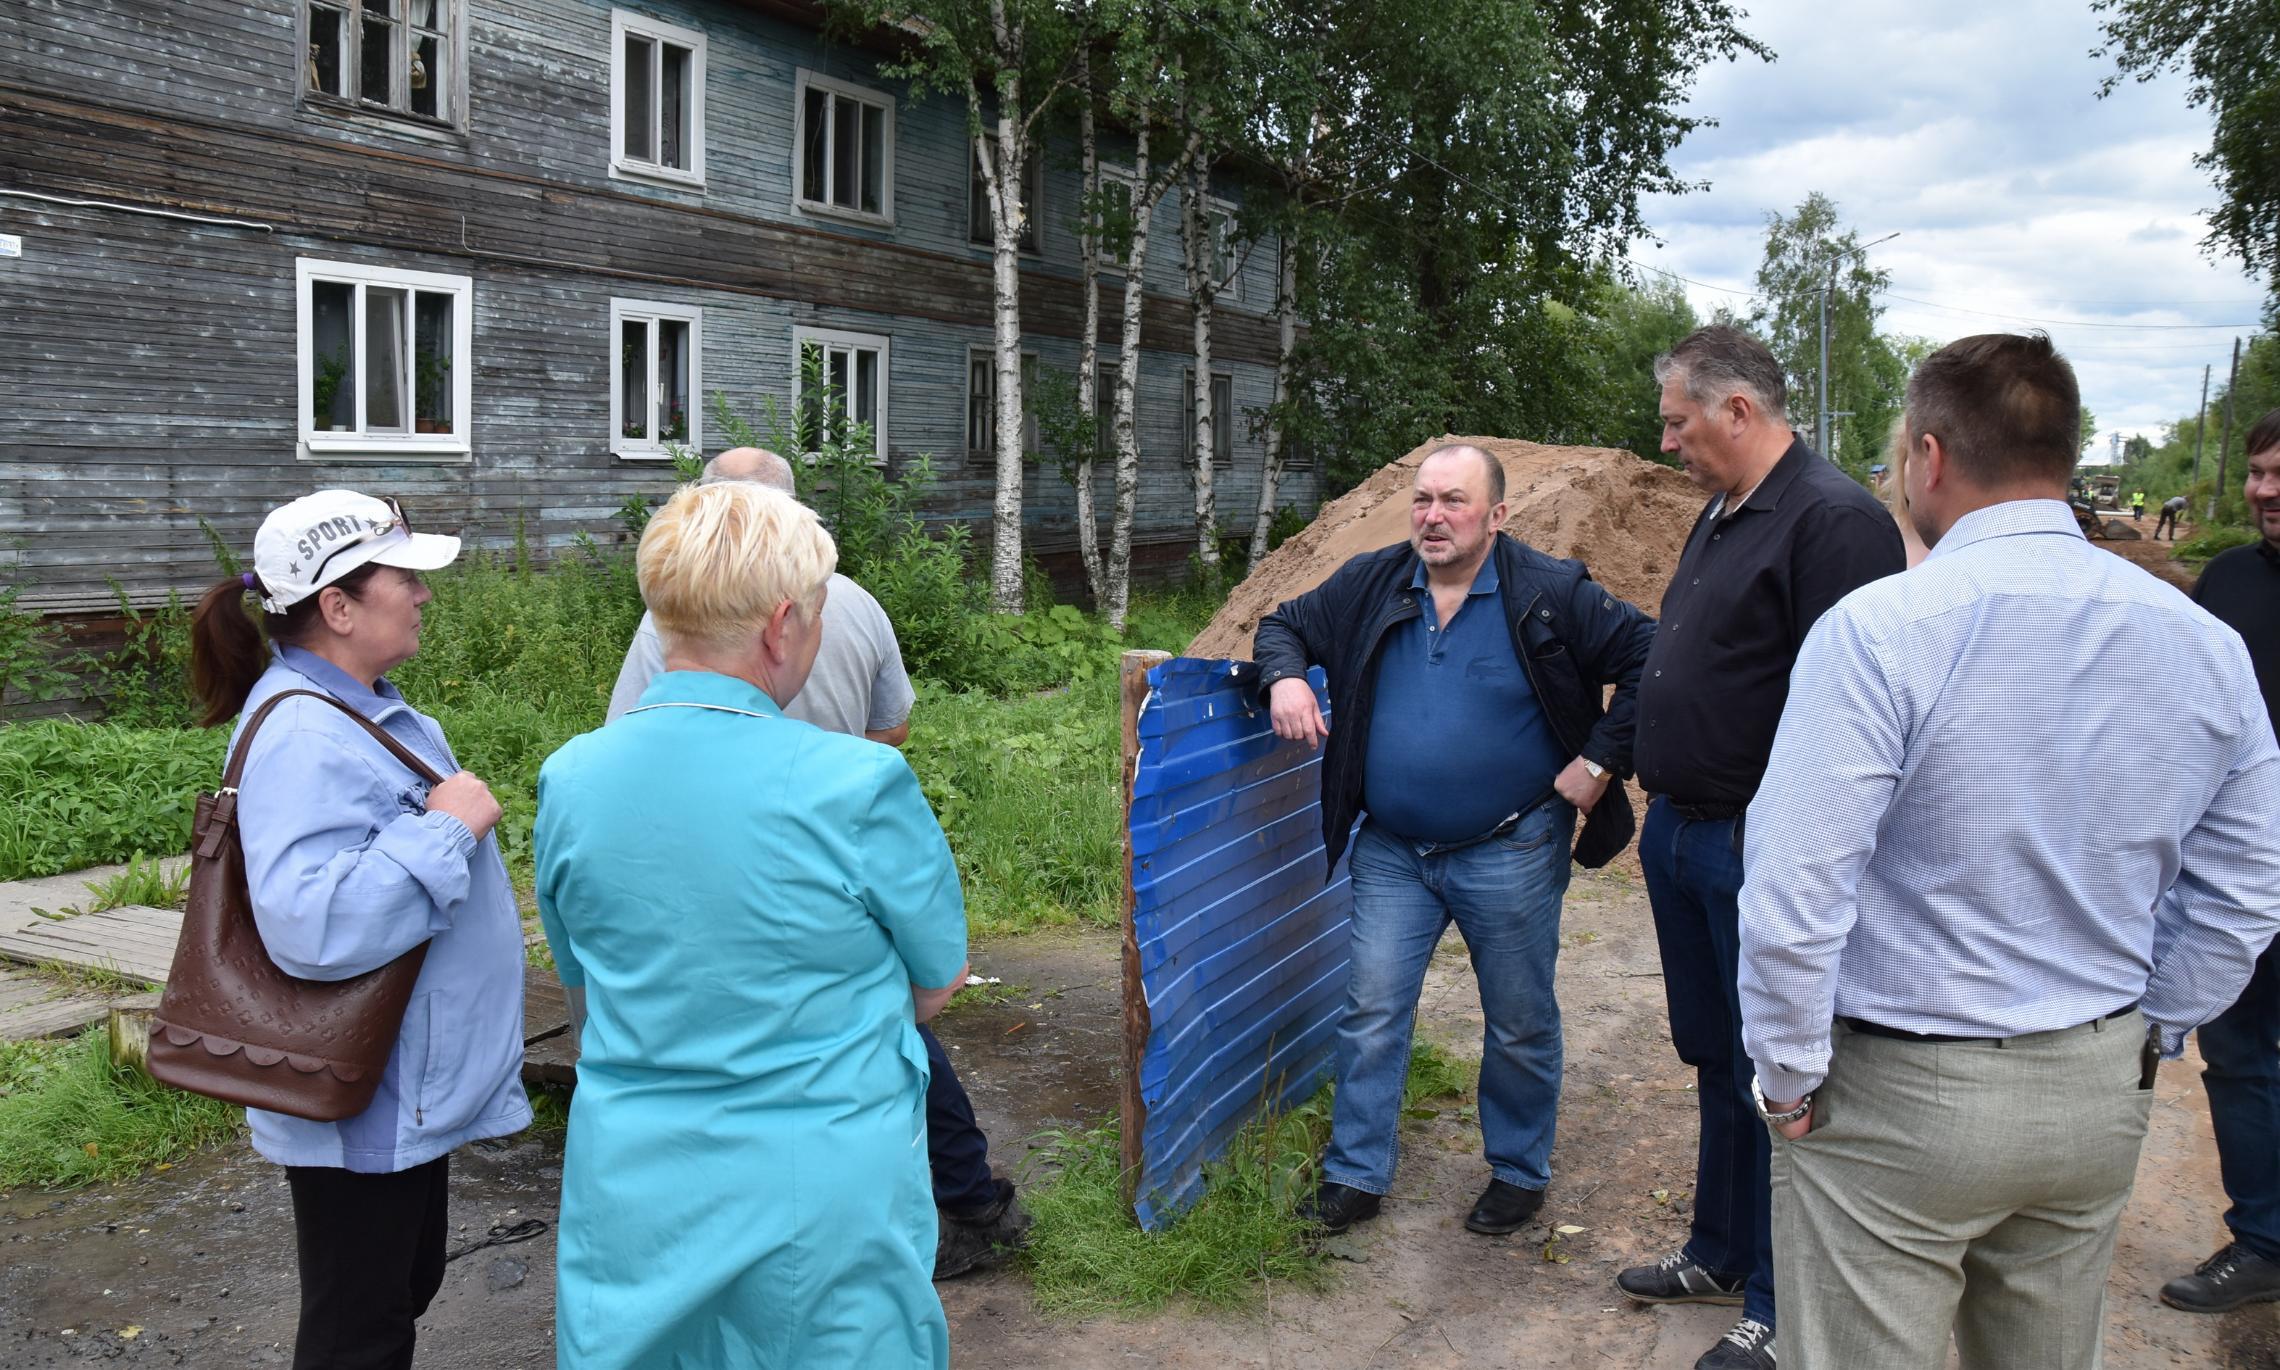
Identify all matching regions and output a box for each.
[6,878,2272,1367]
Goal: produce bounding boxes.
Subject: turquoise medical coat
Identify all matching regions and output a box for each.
[534,671,967,1370]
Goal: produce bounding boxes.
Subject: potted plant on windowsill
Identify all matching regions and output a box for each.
[311,348,349,432]
[413,351,452,434]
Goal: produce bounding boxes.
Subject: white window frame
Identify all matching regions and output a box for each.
[295,257,473,461]
[968,140,1044,256]
[609,299,703,460]
[1095,164,1139,273]
[610,10,707,188]
[1204,194,1240,303]
[792,325,891,464]
[793,70,896,227]
[1182,367,1235,468]
[966,347,1040,460]
[299,0,467,129]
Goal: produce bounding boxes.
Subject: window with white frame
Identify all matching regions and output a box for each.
[969,142,1042,253]
[303,0,461,125]
[1095,166,1138,271]
[794,327,890,461]
[966,349,1040,459]
[611,11,705,185]
[610,300,700,457]
[297,258,472,456]
[1181,369,1235,467]
[796,72,893,223]
[1204,197,1240,302]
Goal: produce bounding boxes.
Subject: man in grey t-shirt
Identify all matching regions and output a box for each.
[606,447,1025,1278]
[605,449,914,739]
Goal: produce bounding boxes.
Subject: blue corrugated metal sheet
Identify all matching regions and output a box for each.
[1126,657,1352,1229]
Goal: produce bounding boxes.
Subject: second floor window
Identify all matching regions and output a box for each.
[797,73,894,223]
[612,11,706,185]
[304,0,457,124]
[968,143,1042,253]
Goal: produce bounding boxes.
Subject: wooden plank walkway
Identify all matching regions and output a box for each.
[0,966,160,1042]
[0,906,179,985]
[522,963,580,1087]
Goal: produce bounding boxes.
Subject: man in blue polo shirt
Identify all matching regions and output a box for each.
[1254,444,1655,1236]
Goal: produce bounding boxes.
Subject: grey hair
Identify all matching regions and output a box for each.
[1653,325,1789,425]
[699,447,797,496]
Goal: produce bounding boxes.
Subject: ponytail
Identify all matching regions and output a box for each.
[187,563,383,727]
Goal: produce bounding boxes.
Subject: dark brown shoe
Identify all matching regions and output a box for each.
[1464,1178,1545,1234]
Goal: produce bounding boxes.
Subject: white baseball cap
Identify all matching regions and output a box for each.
[252,490,461,612]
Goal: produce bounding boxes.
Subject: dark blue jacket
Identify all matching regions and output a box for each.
[1252,534,1656,872]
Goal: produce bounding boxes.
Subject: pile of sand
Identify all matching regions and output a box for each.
[1188,436,1707,659]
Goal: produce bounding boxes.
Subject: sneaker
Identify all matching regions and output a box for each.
[1297,1181,1382,1233]
[1616,1249,1747,1305]
[2160,1241,2280,1313]
[932,1183,1032,1281]
[1464,1178,1546,1234]
[1695,1317,1775,1370]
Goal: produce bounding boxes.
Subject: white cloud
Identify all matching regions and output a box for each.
[1630,0,2265,441]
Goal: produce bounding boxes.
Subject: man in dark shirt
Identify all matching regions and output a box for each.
[2167,407,2280,1312]
[1253,444,1655,1238]
[1615,327,1904,1370]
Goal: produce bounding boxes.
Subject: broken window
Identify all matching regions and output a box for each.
[303,1,455,125]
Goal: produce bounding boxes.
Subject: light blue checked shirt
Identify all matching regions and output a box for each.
[1739,499,2280,1101]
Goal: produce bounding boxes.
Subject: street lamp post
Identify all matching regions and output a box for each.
[1816,231,1901,459]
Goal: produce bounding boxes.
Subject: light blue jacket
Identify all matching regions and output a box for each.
[227,646,531,1172]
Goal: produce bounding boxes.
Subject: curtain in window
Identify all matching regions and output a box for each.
[365,287,408,432]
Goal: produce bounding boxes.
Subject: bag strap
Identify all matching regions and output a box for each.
[221,688,448,790]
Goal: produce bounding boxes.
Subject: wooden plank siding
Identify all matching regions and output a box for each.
[0,0,1313,626]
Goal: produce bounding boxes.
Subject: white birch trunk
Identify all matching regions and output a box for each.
[1071,53,1106,607]
[979,2,1026,614]
[1250,234,1299,564]
[1180,160,1220,585]
[1104,123,1152,632]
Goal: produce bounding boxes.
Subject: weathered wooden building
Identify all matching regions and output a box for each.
[0,0,1310,624]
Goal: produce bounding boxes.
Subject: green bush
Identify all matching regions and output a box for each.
[0,723,223,881]
[0,570,79,707]
[2177,524,2261,561]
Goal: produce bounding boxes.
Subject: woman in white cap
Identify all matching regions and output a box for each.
[187,489,531,1370]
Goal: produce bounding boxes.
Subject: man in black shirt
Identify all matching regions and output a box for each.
[1614,327,1904,1370]
[2166,407,2280,1313]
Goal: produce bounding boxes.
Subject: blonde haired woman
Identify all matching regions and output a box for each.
[1877,417,1933,569]
[535,482,969,1368]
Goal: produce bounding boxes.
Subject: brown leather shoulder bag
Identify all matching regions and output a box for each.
[150,688,441,1122]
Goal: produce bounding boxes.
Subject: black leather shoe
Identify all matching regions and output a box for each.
[1463,1178,1546,1234]
[1297,1181,1382,1233]
[2161,1241,2280,1312]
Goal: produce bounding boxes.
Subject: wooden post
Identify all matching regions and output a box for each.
[107,1003,152,1075]
[1118,648,1171,1212]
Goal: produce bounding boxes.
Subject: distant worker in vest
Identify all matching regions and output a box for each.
[1622,326,1905,1370]
[1740,338,2280,1366]
[2157,493,2190,541]
[607,447,1029,1279]
[2133,488,2147,520]
[2164,407,2280,1313]
[1252,443,1656,1239]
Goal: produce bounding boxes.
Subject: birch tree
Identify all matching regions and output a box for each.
[1067,38,1107,605]
[829,0,1081,612]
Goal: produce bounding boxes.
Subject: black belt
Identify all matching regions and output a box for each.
[1840,1002,2140,1046]
[1665,799,1743,823]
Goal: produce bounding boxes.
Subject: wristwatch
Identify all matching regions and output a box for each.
[1581,759,1609,781]
[1750,1075,1812,1125]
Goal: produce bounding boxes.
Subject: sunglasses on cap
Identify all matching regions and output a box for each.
[307,496,414,587]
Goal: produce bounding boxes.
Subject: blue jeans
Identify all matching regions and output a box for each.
[2200,939,2280,1263]
[1640,798,1774,1329]
[1322,803,1576,1196]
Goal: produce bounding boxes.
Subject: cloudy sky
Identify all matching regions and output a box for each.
[1628,0,2268,451]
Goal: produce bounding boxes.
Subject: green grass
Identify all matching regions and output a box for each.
[1020,1039,1472,1316]
[2176,523,2261,562]
[0,1031,244,1190]
[80,852,191,913]
[0,725,225,882]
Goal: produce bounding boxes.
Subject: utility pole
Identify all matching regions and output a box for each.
[1816,231,1900,458]
[2211,336,2242,522]
[2190,363,2211,491]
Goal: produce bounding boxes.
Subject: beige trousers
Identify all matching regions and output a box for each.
[1770,1013,2154,1370]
